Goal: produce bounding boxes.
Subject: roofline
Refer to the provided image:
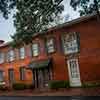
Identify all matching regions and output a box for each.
[0,12,97,48]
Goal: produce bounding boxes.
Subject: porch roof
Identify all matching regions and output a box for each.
[28,59,51,69]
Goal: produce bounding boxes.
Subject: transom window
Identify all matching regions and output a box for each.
[0,52,4,64]
[32,43,39,57]
[46,38,55,53]
[19,47,25,59]
[62,32,79,54]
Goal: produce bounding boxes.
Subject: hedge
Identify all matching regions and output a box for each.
[48,80,70,89]
[12,83,35,90]
[82,82,100,88]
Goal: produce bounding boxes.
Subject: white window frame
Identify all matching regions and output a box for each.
[32,43,39,57]
[46,38,55,53]
[67,58,81,87]
[0,52,4,64]
[62,32,79,55]
[19,47,25,59]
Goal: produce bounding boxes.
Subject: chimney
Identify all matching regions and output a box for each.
[0,40,4,45]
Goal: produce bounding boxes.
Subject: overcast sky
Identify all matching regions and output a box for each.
[0,0,80,42]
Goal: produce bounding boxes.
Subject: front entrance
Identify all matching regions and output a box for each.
[67,59,81,87]
[32,68,51,89]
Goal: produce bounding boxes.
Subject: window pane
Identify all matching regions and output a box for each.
[8,69,14,82]
[32,43,39,56]
[0,71,3,81]
[19,47,25,59]
[63,33,78,54]
[47,38,55,53]
[0,53,4,63]
[9,50,14,61]
[20,67,25,80]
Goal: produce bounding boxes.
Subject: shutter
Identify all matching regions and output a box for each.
[76,32,80,53]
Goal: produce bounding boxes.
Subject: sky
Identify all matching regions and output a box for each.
[0,0,80,42]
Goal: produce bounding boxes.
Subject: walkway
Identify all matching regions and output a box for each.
[0,87,100,96]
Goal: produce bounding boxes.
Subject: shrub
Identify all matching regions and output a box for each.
[82,82,100,88]
[48,80,70,89]
[12,83,26,90]
[25,84,35,89]
[12,83,35,90]
[0,85,8,91]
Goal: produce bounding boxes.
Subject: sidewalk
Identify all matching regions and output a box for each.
[0,87,100,96]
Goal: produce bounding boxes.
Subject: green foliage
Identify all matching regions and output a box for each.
[11,0,64,47]
[82,82,100,88]
[12,83,35,90]
[12,83,26,90]
[0,85,8,91]
[70,0,100,16]
[48,80,70,89]
[0,0,15,19]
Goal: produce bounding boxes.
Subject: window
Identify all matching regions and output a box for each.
[19,47,25,59]
[46,38,55,53]
[7,50,15,62]
[8,69,14,82]
[32,43,39,57]
[0,52,4,64]
[0,71,4,81]
[67,59,79,79]
[20,67,25,80]
[62,32,79,54]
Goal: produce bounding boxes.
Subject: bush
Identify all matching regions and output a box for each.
[0,85,8,91]
[25,84,35,89]
[82,82,100,88]
[12,83,35,90]
[48,80,70,89]
[12,83,26,90]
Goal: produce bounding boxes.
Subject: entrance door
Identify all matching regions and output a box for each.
[67,59,81,87]
[33,68,50,88]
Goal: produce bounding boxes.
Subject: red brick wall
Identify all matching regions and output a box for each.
[0,16,100,84]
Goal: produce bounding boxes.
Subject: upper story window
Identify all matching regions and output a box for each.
[9,50,15,61]
[19,47,25,59]
[7,50,15,62]
[32,43,39,57]
[62,32,79,55]
[46,38,55,53]
[0,52,4,64]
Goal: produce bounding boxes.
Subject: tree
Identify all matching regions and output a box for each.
[0,0,15,19]
[11,0,64,46]
[70,0,100,18]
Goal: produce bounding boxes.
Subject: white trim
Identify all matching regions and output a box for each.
[67,58,81,87]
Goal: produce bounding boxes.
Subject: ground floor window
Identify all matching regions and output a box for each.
[67,58,81,87]
[0,71,4,81]
[8,69,14,83]
[19,67,25,80]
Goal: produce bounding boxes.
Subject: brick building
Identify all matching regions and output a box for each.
[0,13,100,88]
